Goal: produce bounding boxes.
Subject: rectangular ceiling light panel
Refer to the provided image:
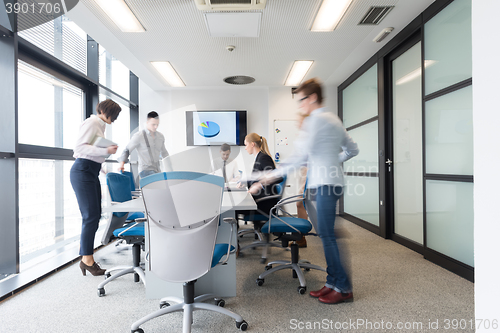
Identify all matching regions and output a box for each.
[204,12,261,37]
[151,62,186,87]
[95,0,145,32]
[284,61,314,86]
[311,0,353,31]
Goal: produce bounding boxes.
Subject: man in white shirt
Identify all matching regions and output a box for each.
[118,111,169,178]
[213,143,241,183]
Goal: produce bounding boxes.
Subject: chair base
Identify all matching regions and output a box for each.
[239,233,285,263]
[131,281,247,333]
[256,243,326,294]
[97,243,145,297]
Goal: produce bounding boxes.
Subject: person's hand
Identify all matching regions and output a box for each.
[248,182,262,195]
[107,145,118,155]
[236,181,244,189]
[118,161,125,172]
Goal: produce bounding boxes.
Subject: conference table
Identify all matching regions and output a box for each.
[103,188,256,298]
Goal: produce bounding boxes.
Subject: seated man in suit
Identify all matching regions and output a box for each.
[213,143,241,183]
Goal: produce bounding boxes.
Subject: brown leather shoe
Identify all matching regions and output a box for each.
[79,261,106,276]
[309,286,333,298]
[318,290,353,304]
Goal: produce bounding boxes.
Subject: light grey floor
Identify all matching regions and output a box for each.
[0,217,474,333]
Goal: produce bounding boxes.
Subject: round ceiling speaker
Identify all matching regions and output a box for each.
[223,75,255,85]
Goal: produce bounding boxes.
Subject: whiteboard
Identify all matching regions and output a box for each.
[274,119,299,164]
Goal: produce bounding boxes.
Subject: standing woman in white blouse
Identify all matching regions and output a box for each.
[70,100,121,276]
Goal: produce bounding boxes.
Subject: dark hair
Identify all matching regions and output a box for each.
[148,111,159,119]
[96,99,121,122]
[220,143,231,152]
[294,78,323,105]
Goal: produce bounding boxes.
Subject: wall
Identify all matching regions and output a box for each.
[139,82,269,174]
[472,0,500,328]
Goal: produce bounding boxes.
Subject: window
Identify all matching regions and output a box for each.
[18,61,84,149]
[99,46,130,99]
[18,16,87,75]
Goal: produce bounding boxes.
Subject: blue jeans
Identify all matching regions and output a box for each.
[70,158,102,256]
[139,169,157,179]
[313,185,351,293]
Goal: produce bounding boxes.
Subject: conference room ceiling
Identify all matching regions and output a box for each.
[70,0,435,90]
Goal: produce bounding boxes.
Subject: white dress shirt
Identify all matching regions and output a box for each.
[118,129,169,173]
[272,107,359,188]
[213,158,241,182]
[73,115,109,164]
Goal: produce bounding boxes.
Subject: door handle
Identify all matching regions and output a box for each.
[385,159,393,165]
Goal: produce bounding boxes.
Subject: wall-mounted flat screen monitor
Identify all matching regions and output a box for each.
[186,110,247,146]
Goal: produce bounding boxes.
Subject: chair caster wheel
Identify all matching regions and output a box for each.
[98,288,105,297]
[259,258,267,264]
[297,286,307,295]
[264,265,272,271]
[236,320,248,331]
[215,299,225,307]
[104,273,111,279]
[256,278,264,286]
[132,329,144,333]
[159,301,170,309]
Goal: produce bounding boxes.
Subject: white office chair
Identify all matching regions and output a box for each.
[131,172,248,333]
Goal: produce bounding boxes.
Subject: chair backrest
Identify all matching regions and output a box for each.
[120,171,136,192]
[107,172,133,217]
[140,172,224,283]
[274,175,287,197]
[102,173,132,244]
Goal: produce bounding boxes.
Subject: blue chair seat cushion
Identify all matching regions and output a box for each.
[211,243,235,268]
[127,211,144,221]
[113,222,145,238]
[261,217,311,234]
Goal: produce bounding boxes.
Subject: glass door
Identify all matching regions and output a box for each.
[389,41,424,246]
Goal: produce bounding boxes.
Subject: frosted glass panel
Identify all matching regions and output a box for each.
[392,42,423,244]
[424,0,472,95]
[344,121,378,173]
[343,65,378,128]
[426,180,474,267]
[344,176,379,226]
[425,86,473,175]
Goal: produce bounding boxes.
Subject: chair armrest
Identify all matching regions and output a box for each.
[254,194,282,203]
[276,194,304,206]
[223,217,237,224]
[218,217,238,266]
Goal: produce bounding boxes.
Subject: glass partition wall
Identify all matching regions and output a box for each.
[338,0,473,281]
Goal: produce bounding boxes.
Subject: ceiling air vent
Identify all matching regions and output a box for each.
[195,0,266,11]
[224,76,255,85]
[358,6,394,25]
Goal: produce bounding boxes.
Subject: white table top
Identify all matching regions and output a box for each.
[103,190,256,213]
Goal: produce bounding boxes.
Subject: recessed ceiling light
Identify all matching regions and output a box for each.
[95,0,145,32]
[151,62,186,87]
[284,61,314,86]
[311,0,353,31]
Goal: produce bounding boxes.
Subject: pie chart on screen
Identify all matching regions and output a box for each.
[197,121,220,138]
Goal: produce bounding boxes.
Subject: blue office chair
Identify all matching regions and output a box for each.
[131,172,248,333]
[97,172,146,297]
[255,186,326,294]
[121,170,142,197]
[238,176,287,262]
